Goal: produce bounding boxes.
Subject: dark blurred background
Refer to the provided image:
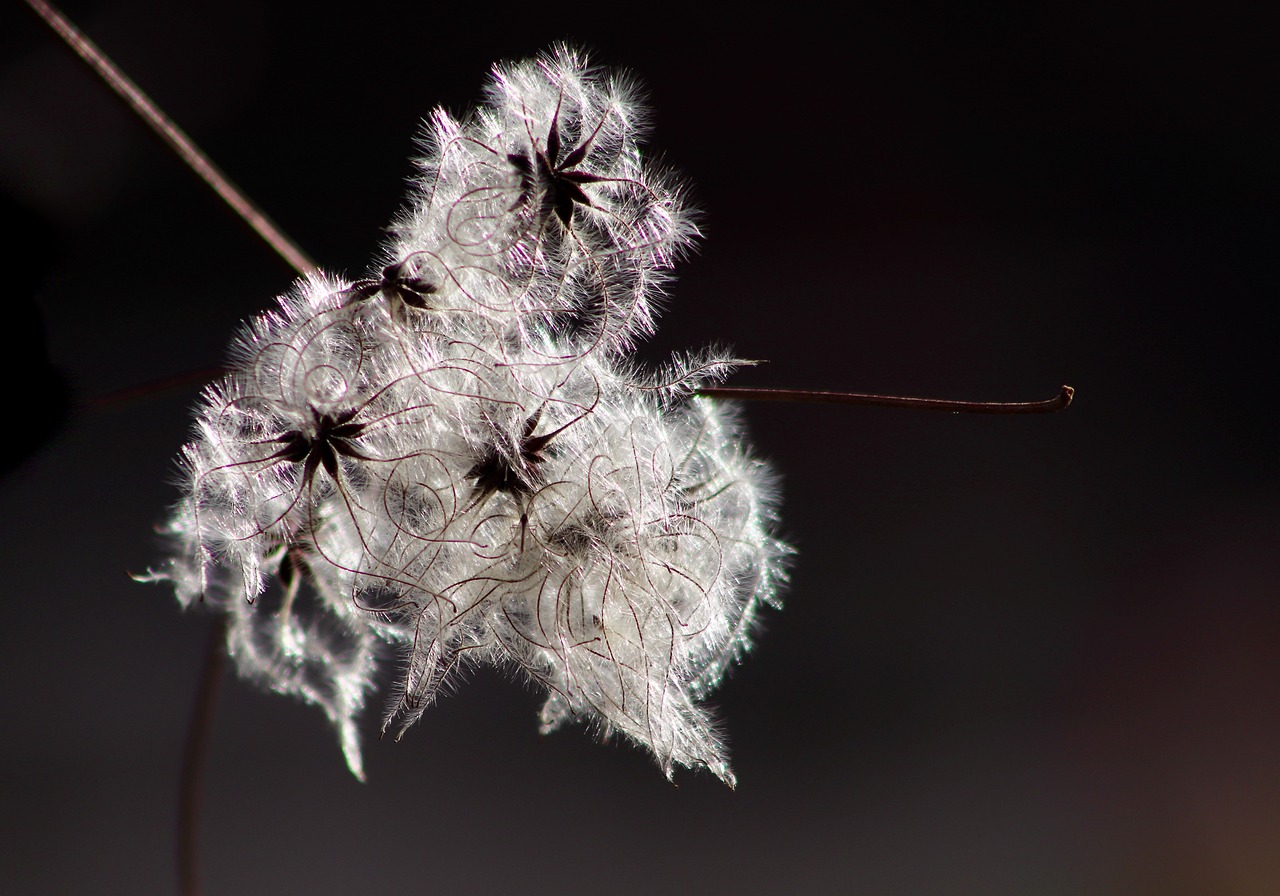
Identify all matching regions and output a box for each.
[2,1,1276,893]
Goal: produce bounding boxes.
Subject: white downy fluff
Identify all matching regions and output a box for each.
[145,46,789,787]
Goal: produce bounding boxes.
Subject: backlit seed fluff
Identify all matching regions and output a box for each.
[144,45,789,787]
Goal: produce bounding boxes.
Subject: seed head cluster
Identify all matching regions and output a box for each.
[147,47,788,786]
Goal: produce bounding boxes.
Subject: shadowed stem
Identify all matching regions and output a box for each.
[179,619,226,896]
[696,384,1074,413]
[83,366,229,414]
[23,0,316,277]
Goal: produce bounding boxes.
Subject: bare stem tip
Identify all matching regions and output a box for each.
[696,384,1075,414]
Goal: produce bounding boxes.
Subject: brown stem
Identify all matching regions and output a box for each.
[83,366,229,413]
[23,0,316,277]
[178,619,226,896]
[696,384,1074,414]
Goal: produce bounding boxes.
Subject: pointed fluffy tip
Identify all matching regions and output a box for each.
[341,731,366,782]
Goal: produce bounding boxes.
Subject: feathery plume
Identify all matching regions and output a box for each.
[144,46,788,787]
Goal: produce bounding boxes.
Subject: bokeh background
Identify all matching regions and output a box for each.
[2,1,1276,893]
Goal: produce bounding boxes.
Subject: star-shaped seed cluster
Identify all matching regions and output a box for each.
[148,46,788,786]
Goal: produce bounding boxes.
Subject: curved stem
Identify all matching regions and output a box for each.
[178,619,226,896]
[696,384,1074,414]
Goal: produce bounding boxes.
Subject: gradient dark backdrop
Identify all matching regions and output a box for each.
[2,2,1276,893]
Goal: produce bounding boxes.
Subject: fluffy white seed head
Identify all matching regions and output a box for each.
[146,46,788,786]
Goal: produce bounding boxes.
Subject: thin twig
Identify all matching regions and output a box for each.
[695,384,1075,413]
[178,619,227,896]
[83,366,228,413]
[23,0,316,277]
